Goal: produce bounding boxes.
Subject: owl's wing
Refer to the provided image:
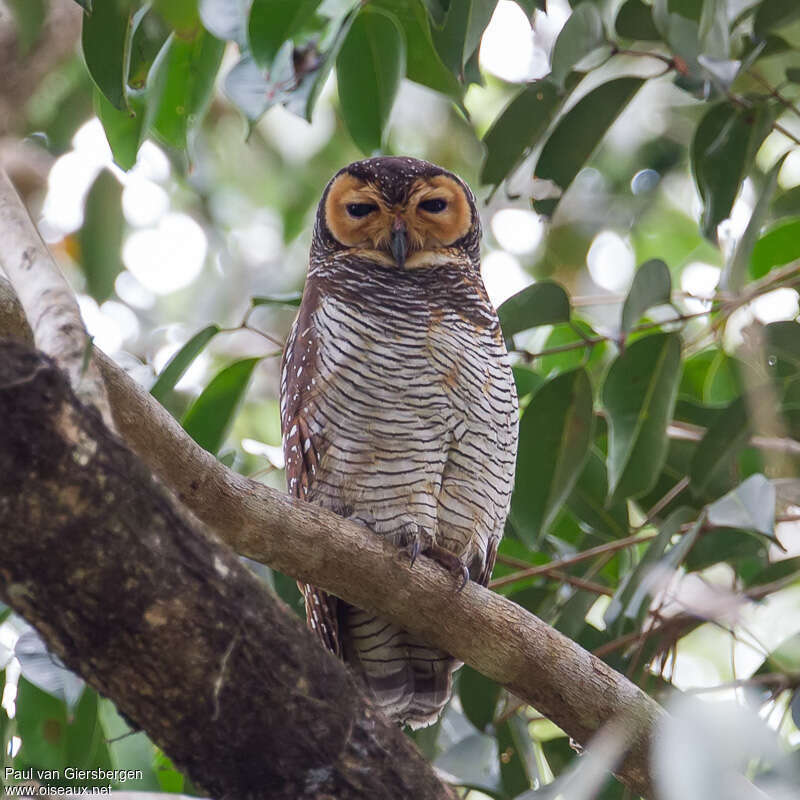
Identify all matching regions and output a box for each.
[280,309,342,659]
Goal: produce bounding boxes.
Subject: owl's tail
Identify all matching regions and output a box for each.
[342,604,458,729]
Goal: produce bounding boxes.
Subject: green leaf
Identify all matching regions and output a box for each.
[691,100,774,240]
[764,321,800,378]
[7,0,47,53]
[421,0,449,26]
[690,395,750,493]
[750,217,800,281]
[512,365,544,400]
[251,292,303,307]
[77,169,124,303]
[511,369,594,545]
[182,357,260,454]
[723,153,786,291]
[786,68,800,84]
[94,86,146,170]
[248,0,323,67]
[374,0,462,100]
[146,29,225,150]
[82,0,136,111]
[15,677,68,769]
[620,259,672,332]
[754,0,800,37]
[73,0,93,11]
[771,185,800,218]
[550,3,605,87]
[497,281,570,339]
[480,80,560,186]
[153,0,201,36]
[151,325,221,403]
[433,0,497,77]
[497,715,534,796]
[567,447,629,539]
[303,9,357,121]
[615,0,660,40]
[603,333,682,501]
[336,7,406,154]
[532,77,644,216]
[458,666,500,731]
[706,474,775,536]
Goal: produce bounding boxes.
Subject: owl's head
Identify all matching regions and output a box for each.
[313,157,480,271]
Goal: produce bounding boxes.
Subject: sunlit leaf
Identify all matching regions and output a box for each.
[511,369,594,545]
[77,169,124,302]
[550,2,605,87]
[182,357,260,454]
[15,630,85,711]
[336,7,406,153]
[153,0,200,37]
[533,77,644,216]
[603,333,682,501]
[480,80,560,186]
[706,474,775,536]
[248,0,323,67]
[151,325,221,403]
[498,281,570,340]
[750,216,800,281]
[224,52,292,121]
[620,258,672,332]
[146,30,225,150]
[94,86,145,170]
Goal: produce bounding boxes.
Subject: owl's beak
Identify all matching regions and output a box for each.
[390,216,408,269]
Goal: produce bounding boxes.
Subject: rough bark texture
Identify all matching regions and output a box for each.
[0,341,454,800]
[0,279,663,798]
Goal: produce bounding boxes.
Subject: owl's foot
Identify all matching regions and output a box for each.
[424,543,470,591]
[392,521,434,568]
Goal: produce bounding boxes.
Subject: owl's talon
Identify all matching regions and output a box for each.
[424,543,470,591]
[408,537,421,568]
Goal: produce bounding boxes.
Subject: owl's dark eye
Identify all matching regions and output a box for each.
[346,203,378,218]
[419,198,448,214]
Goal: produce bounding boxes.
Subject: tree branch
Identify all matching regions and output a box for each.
[0,290,664,799]
[0,168,114,425]
[0,340,454,800]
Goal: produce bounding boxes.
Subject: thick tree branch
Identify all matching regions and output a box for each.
[0,340,454,800]
[0,168,113,425]
[0,285,664,798]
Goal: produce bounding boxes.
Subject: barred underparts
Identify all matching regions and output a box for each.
[281,157,518,728]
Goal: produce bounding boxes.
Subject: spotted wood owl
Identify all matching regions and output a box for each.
[280,156,519,729]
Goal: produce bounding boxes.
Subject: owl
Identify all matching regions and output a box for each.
[280,156,518,729]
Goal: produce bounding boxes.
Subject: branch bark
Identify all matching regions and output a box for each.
[0,283,663,798]
[0,340,454,800]
[0,168,113,425]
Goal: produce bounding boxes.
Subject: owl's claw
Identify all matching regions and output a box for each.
[424,543,470,591]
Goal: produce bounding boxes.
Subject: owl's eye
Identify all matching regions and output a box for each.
[346,203,378,218]
[419,198,448,214]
